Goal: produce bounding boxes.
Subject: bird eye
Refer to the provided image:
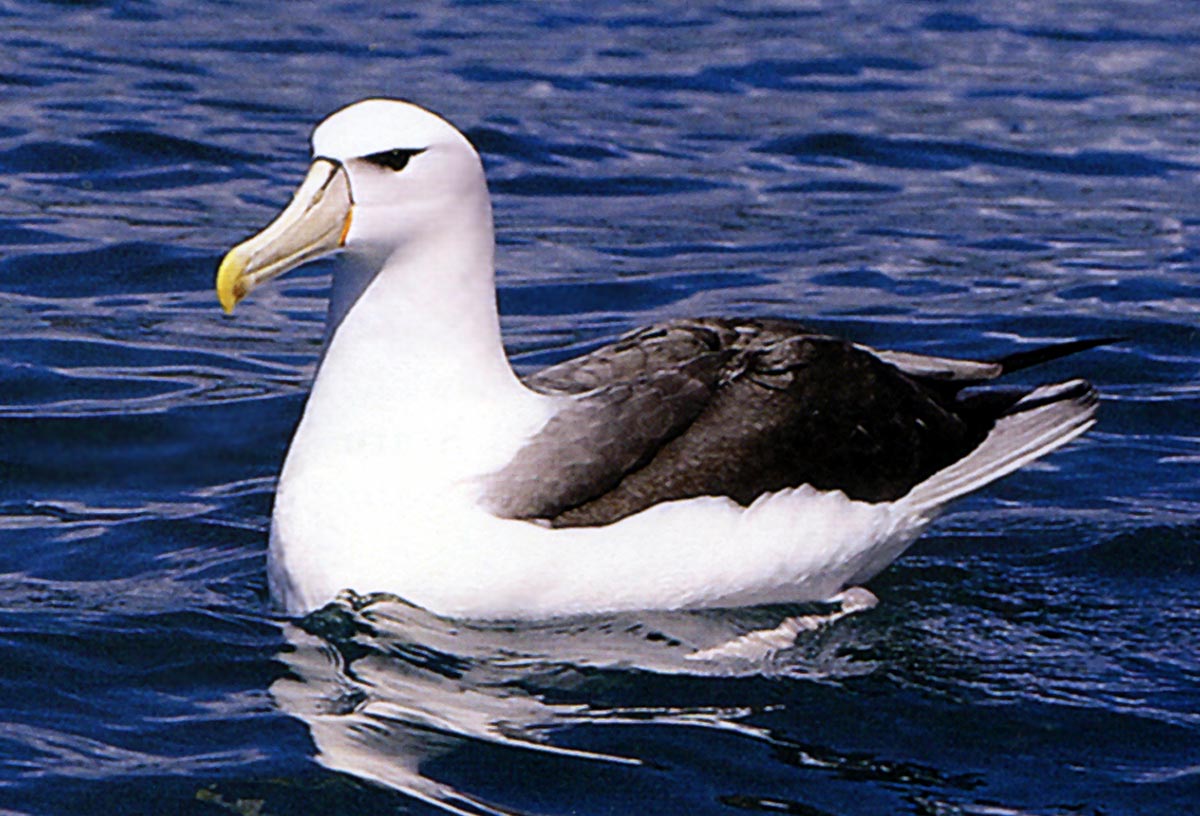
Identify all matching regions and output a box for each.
[362,148,424,171]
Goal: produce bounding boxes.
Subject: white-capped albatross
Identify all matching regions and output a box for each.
[216,98,1104,620]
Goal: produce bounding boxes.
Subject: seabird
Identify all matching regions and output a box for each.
[216,99,1103,620]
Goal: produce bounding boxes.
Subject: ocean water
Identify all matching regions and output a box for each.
[2,1,1198,814]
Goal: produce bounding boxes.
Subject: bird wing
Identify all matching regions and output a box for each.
[479,320,738,520]
[481,317,990,526]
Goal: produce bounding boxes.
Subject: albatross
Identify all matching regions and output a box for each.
[217,98,1103,620]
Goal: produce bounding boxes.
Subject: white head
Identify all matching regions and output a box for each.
[216,98,491,312]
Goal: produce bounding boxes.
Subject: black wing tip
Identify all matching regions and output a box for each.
[997,336,1124,376]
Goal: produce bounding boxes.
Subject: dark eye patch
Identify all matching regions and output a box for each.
[362,148,425,171]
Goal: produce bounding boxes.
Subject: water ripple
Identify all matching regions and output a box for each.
[756,131,1195,176]
[1,1,1197,813]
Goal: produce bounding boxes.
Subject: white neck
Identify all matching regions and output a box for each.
[287,205,549,491]
[322,228,519,402]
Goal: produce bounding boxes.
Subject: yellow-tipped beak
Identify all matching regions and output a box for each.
[216,158,353,313]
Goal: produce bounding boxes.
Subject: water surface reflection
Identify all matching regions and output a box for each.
[272,593,877,814]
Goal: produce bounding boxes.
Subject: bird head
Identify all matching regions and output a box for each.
[216,98,487,312]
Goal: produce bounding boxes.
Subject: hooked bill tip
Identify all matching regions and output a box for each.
[215,249,247,313]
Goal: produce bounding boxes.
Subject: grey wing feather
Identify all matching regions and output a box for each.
[481,317,1107,528]
[863,347,1003,381]
[524,320,739,394]
[481,320,744,519]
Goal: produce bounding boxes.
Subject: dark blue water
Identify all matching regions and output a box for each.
[2,1,1198,814]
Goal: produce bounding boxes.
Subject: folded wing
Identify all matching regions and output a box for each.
[479,318,1103,527]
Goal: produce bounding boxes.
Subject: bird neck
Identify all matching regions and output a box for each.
[282,221,554,511]
[322,235,523,400]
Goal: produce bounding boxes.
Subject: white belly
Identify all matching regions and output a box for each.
[268,467,935,619]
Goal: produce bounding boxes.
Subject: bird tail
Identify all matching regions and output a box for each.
[901,379,1099,512]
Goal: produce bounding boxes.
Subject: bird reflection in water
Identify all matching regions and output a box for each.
[270,592,879,815]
